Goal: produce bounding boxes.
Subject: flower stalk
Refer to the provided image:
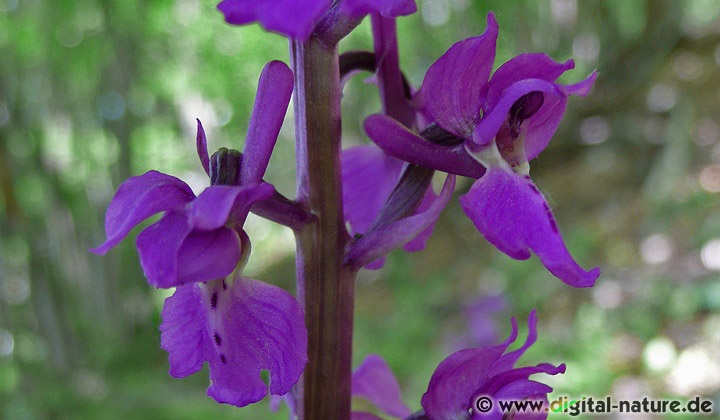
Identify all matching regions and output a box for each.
[290,36,355,419]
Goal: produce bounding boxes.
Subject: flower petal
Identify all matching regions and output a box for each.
[135,211,191,288]
[240,61,294,186]
[340,0,417,18]
[196,119,210,176]
[421,345,509,419]
[160,285,210,378]
[485,54,574,111]
[345,174,455,271]
[472,72,597,160]
[90,171,194,255]
[342,144,404,236]
[402,186,436,252]
[188,184,274,230]
[217,0,330,40]
[136,211,242,288]
[419,14,498,138]
[459,167,599,287]
[352,354,412,419]
[175,228,241,286]
[364,114,486,179]
[204,276,307,407]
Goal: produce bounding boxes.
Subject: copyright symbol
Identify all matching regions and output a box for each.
[474,396,493,413]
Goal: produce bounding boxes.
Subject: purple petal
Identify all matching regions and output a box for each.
[489,309,539,375]
[196,119,210,176]
[485,54,574,111]
[90,171,194,255]
[482,364,565,398]
[493,379,553,401]
[204,276,307,407]
[419,14,498,138]
[352,354,412,419]
[345,174,455,270]
[342,145,404,236]
[340,0,417,18]
[160,285,210,378]
[402,186,436,252]
[364,114,486,179]
[240,61,294,186]
[217,0,330,40]
[136,211,241,288]
[471,72,597,160]
[459,167,599,287]
[421,345,509,419]
[136,211,191,288]
[175,228,241,285]
[188,184,274,230]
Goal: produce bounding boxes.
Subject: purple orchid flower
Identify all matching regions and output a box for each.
[363,13,600,288]
[217,0,416,40]
[421,310,564,419]
[91,61,308,407]
[350,311,563,420]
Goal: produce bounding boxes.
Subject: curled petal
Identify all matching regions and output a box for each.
[342,145,404,236]
[489,309,539,375]
[485,54,574,110]
[90,171,194,255]
[421,345,510,419]
[340,0,417,18]
[205,276,307,407]
[241,61,294,186]
[471,72,597,160]
[196,119,210,175]
[482,364,565,398]
[459,168,599,287]
[217,0,330,40]
[160,285,210,378]
[345,174,455,271]
[419,14,498,138]
[364,114,485,179]
[352,355,412,419]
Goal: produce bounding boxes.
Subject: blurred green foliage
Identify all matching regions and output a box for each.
[1,0,720,418]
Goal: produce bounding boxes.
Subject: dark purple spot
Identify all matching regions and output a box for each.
[222,280,227,290]
[528,183,540,195]
[214,332,222,346]
[210,292,218,309]
[220,354,227,364]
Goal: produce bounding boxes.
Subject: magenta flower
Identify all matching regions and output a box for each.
[363,14,600,287]
[350,311,563,419]
[91,61,308,407]
[217,0,416,40]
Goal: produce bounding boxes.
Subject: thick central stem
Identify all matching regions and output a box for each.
[291,37,355,420]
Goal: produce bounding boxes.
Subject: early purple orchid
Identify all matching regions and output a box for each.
[364,14,600,288]
[351,311,563,419]
[217,0,417,40]
[91,61,308,407]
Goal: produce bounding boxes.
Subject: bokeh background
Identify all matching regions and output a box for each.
[2,0,720,418]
